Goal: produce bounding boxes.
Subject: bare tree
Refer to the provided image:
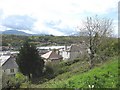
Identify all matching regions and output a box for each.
[79,16,113,68]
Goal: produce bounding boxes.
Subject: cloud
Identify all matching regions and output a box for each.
[0,0,118,35]
[0,0,118,16]
[44,20,62,28]
[32,20,65,36]
[0,9,3,18]
[44,20,76,35]
[2,15,36,30]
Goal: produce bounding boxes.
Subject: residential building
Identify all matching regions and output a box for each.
[59,43,88,60]
[37,46,70,55]
[39,43,88,61]
[41,51,63,62]
[0,55,18,76]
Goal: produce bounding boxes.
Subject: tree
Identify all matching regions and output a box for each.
[78,16,113,68]
[16,40,44,79]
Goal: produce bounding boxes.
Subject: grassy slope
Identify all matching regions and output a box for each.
[31,56,118,88]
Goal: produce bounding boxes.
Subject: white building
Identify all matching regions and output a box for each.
[59,44,88,60]
[39,44,88,61]
[37,46,70,55]
[0,51,19,56]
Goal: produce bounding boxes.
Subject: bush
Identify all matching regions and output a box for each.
[44,61,71,79]
[15,72,27,83]
[44,65,54,78]
[2,72,28,89]
[64,59,80,66]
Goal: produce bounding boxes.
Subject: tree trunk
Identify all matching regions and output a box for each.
[89,53,94,69]
[89,59,94,69]
[28,74,31,80]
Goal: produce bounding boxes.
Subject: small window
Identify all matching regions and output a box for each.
[10,69,14,73]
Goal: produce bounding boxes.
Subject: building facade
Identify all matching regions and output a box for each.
[1,55,18,76]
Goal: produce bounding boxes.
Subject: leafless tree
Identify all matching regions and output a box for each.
[79,16,113,68]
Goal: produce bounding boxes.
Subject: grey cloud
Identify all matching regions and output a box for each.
[44,20,76,35]
[0,9,4,23]
[0,9,3,17]
[44,20,62,28]
[2,15,36,30]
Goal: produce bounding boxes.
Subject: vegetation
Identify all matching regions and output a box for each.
[2,35,87,49]
[1,16,119,89]
[2,72,28,89]
[79,16,113,68]
[16,40,45,79]
[31,56,118,88]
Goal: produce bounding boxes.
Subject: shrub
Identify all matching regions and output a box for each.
[44,65,54,78]
[2,72,28,89]
[15,72,27,83]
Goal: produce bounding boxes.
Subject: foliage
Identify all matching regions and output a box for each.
[16,40,45,79]
[31,57,90,88]
[44,61,70,78]
[79,16,113,68]
[30,58,88,85]
[44,62,55,79]
[31,56,118,88]
[2,35,86,48]
[2,35,28,50]
[15,72,27,83]
[92,38,119,64]
[2,72,28,89]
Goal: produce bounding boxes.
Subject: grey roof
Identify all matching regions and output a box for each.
[41,51,63,60]
[0,55,10,66]
[69,44,87,52]
[1,56,18,70]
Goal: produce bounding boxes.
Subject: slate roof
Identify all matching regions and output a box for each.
[69,44,87,52]
[0,55,10,66]
[41,51,62,60]
[0,55,18,70]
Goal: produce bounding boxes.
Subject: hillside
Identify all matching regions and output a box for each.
[2,34,117,48]
[2,30,30,36]
[30,56,118,88]
[2,35,88,48]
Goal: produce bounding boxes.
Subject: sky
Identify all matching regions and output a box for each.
[0,0,119,36]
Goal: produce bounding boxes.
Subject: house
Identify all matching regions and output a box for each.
[0,51,19,56]
[59,43,88,60]
[37,46,70,55]
[41,51,63,62]
[38,43,88,61]
[0,55,18,76]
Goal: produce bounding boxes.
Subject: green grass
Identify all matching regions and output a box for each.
[31,56,118,88]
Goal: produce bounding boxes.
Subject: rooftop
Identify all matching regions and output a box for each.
[37,46,70,50]
[0,55,10,66]
[41,51,62,60]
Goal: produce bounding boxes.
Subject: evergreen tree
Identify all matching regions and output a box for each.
[16,40,44,79]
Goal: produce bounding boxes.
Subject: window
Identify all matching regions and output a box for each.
[10,69,14,73]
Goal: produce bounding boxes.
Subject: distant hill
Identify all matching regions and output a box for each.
[2,30,31,36]
[1,30,48,36]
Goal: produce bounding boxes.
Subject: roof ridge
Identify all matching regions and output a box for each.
[1,55,11,66]
[48,51,53,58]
